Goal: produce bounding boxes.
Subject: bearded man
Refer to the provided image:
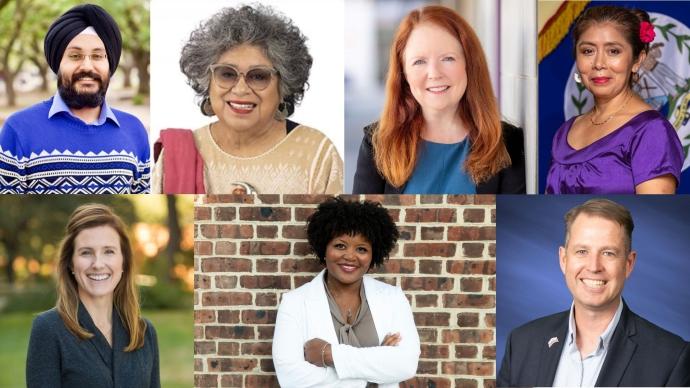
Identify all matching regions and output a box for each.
[0,4,150,193]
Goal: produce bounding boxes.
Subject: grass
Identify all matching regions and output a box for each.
[0,309,192,387]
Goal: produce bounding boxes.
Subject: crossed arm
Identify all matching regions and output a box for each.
[272,289,420,387]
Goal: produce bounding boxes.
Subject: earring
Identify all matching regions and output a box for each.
[573,72,582,84]
[275,101,291,121]
[632,71,640,84]
[200,96,214,116]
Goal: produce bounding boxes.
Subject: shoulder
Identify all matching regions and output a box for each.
[628,309,687,350]
[363,275,404,297]
[30,308,63,334]
[632,109,676,133]
[192,124,211,144]
[500,122,524,155]
[363,122,378,136]
[4,101,51,128]
[142,317,158,341]
[282,275,317,301]
[290,123,336,145]
[111,108,145,127]
[110,108,148,139]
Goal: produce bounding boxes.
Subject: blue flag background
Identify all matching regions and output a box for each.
[538,1,690,192]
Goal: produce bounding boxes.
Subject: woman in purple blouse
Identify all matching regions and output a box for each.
[546,5,683,194]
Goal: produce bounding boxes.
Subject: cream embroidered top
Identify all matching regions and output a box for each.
[152,123,343,194]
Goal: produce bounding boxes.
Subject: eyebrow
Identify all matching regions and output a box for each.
[577,41,624,47]
[570,244,621,252]
[76,244,118,249]
[216,63,272,69]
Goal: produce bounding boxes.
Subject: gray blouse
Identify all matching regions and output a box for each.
[26,302,160,388]
[323,274,379,348]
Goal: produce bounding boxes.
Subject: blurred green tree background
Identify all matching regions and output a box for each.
[0,0,150,123]
[0,194,193,388]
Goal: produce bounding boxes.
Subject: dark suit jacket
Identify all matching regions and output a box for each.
[26,304,160,388]
[498,302,690,387]
[352,121,526,194]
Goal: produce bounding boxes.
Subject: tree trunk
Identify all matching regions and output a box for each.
[133,49,149,95]
[3,70,16,107]
[165,195,181,283]
[39,66,48,91]
[121,65,132,88]
[4,240,17,284]
[29,56,49,92]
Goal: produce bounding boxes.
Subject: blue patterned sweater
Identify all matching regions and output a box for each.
[0,98,150,193]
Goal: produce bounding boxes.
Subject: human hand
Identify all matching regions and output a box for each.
[303,338,331,367]
[381,332,401,346]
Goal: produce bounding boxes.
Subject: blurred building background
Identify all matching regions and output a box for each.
[345,0,537,193]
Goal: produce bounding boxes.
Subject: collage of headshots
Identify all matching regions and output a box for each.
[0,0,688,387]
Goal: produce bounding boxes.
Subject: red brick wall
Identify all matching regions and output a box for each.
[194,194,496,388]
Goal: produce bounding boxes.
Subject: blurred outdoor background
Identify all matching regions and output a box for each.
[345,0,537,193]
[0,0,150,129]
[0,195,193,387]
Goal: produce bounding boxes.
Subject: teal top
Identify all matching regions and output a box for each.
[403,138,475,194]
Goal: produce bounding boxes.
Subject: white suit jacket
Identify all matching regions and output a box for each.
[272,270,420,387]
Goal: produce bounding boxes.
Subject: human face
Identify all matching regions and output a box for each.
[209,44,281,133]
[324,233,373,288]
[575,22,644,101]
[403,22,467,116]
[559,214,636,316]
[72,225,124,304]
[58,33,110,108]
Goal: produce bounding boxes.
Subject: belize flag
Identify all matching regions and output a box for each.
[538,1,690,192]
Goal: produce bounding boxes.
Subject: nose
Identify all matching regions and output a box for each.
[585,253,604,272]
[91,253,107,268]
[427,59,443,79]
[593,50,606,70]
[230,74,251,95]
[342,248,356,261]
[77,55,96,71]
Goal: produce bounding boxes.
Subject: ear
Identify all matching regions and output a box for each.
[559,246,567,275]
[624,250,637,278]
[632,51,647,73]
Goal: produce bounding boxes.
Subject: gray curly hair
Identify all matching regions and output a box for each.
[180,4,312,119]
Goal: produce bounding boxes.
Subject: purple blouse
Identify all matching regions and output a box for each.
[546,110,683,194]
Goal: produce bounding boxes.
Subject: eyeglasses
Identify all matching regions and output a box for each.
[65,53,108,63]
[209,64,278,91]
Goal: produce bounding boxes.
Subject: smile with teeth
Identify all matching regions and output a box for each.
[228,101,256,110]
[581,278,606,288]
[338,263,359,273]
[87,273,111,281]
[427,86,449,92]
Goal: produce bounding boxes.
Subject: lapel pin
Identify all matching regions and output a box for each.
[548,337,559,348]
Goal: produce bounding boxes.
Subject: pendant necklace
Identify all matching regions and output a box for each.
[590,93,632,126]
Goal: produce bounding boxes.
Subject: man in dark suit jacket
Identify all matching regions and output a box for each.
[498,199,690,387]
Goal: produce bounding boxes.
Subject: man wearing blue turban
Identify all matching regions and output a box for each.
[0,4,150,194]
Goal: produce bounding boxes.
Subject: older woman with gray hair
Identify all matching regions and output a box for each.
[152,5,343,194]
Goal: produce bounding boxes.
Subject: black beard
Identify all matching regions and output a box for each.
[57,70,109,109]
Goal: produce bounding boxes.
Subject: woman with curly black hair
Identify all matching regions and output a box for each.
[272,197,420,387]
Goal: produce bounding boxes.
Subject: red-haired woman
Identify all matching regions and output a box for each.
[353,5,525,194]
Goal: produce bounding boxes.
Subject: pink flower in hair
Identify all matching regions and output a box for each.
[640,21,655,43]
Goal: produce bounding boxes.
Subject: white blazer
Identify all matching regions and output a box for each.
[272,270,420,388]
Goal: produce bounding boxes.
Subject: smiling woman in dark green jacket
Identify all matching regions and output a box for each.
[26,204,159,388]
